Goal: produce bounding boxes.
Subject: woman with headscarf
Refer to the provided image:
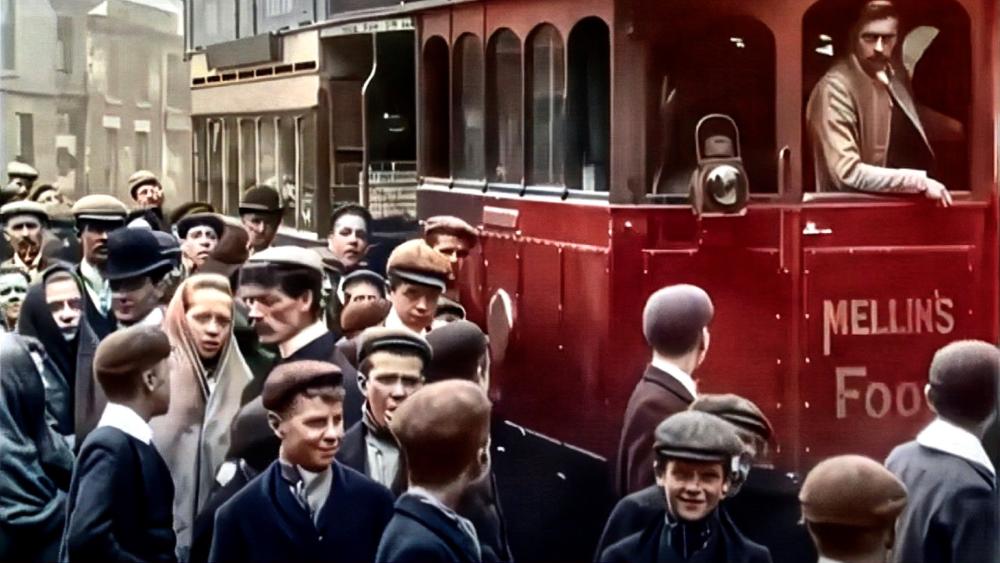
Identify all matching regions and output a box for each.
[151,273,253,559]
[0,333,74,562]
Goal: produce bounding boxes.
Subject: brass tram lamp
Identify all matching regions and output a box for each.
[691,114,749,215]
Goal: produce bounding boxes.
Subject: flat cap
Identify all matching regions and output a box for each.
[435,295,467,320]
[690,393,773,442]
[425,320,487,384]
[176,212,225,240]
[387,239,452,291]
[94,325,171,380]
[423,215,479,248]
[247,245,324,274]
[341,269,386,294]
[357,326,432,367]
[0,200,48,224]
[643,284,714,354]
[106,228,173,281]
[168,201,215,226]
[341,298,391,335]
[127,170,159,199]
[203,225,250,265]
[262,360,343,412]
[72,194,129,222]
[654,411,744,465]
[239,185,283,214]
[7,161,38,178]
[800,455,907,527]
[27,184,58,202]
[226,397,281,471]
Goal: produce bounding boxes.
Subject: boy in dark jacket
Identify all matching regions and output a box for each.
[61,325,176,562]
[209,360,394,563]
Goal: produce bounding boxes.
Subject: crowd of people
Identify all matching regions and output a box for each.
[0,159,997,563]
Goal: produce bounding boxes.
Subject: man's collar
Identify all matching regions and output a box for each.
[384,307,427,336]
[651,354,698,399]
[121,306,164,329]
[13,251,41,270]
[279,319,328,358]
[917,417,995,475]
[98,402,153,444]
[79,259,105,284]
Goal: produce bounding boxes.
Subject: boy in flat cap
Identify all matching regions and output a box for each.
[376,380,493,563]
[1,200,50,281]
[327,203,373,273]
[423,215,478,300]
[4,161,38,204]
[239,185,284,254]
[800,455,907,563]
[177,212,225,276]
[72,194,129,339]
[209,360,394,563]
[617,284,714,496]
[337,326,430,495]
[127,170,168,231]
[238,246,364,426]
[61,325,176,563]
[385,239,452,335]
[600,411,771,563]
[886,340,1000,563]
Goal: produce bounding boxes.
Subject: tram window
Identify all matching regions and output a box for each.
[486,29,523,184]
[191,0,236,49]
[239,118,257,189]
[299,113,317,231]
[527,25,566,186]
[194,118,208,202]
[646,16,775,196]
[452,34,485,180]
[257,0,315,35]
[225,117,239,215]
[278,116,297,227]
[802,0,970,193]
[566,17,610,192]
[208,119,224,210]
[421,37,449,178]
[259,118,276,188]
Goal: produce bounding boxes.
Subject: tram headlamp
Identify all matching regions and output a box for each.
[691,114,749,215]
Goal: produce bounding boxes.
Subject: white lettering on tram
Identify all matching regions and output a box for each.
[822,296,954,356]
[834,366,926,419]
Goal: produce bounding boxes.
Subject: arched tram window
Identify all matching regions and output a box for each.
[526,24,565,187]
[802,0,970,193]
[452,33,485,180]
[421,36,450,178]
[486,29,523,185]
[567,17,610,193]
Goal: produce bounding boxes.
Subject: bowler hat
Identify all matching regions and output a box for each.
[105,228,173,281]
[387,239,452,291]
[262,360,343,412]
[0,200,49,226]
[176,212,225,240]
[72,194,128,223]
[357,326,432,367]
[168,201,215,226]
[239,185,283,214]
[800,454,907,527]
[152,231,181,261]
[128,170,160,200]
[654,411,744,466]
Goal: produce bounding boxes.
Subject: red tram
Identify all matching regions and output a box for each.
[185,0,999,472]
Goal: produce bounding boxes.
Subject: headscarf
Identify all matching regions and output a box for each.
[17,263,81,386]
[150,274,253,553]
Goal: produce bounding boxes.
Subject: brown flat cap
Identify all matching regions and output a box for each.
[72,194,129,222]
[0,200,48,224]
[690,394,773,442]
[239,185,283,214]
[357,326,432,367]
[435,295,466,320]
[387,239,452,291]
[128,170,159,199]
[423,215,479,248]
[425,320,487,384]
[262,360,343,412]
[654,411,743,466]
[341,298,391,335]
[247,245,324,274]
[7,161,38,178]
[800,455,907,527]
[94,325,171,383]
[643,284,714,355]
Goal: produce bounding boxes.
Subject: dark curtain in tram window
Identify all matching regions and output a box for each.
[367,31,416,165]
[259,117,276,186]
[239,118,257,189]
[225,117,239,215]
[486,29,523,184]
[566,17,610,192]
[452,34,486,180]
[421,37,450,178]
[208,119,224,210]
[193,118,209,202]
[278,116,297,228]
[527,25,565,186]
[191,0,236,49]
[299,113,317,231]
[257,0,315,35]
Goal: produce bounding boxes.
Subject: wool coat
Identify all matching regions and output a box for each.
[377,493,483,563]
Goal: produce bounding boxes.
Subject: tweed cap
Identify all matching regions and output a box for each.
[7,161,38,179]
[106,228,173,281]
[643,284,714,355]
[94,325,171,381]
[0,200,48,225]
[27,184,58,202]
[387,239,452,291]
[423,215,479,248]
[357,326,432,367]
[239,185,283,214]
[435,295,467,320]
[127,170,160,199]
[72,194,129,222]
[168,201,215,226]
[654,411,744,465]
[800,455,907,527]
[690,394,773,442]
[176,212,225,239]
[262,360,344,412]
[247,245,324,274]
[340,298,391,335]
[425,320,487,383]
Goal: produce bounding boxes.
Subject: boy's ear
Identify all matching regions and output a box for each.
[142,369,157,393]
[267,411,284,439]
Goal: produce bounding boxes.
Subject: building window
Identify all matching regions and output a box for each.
[2,0,14,71]
[526,24,565,186]
[107,45,120,99]
[166,54,187,109]
[421,36,449,177]
[56,16,72,73]
[257,0,314,34]
[566,17,610,192]
[135,131,149,170]
[452,34,485,179]
[486,29,523,184]
[15,113,34,165]
[105,128,119,190]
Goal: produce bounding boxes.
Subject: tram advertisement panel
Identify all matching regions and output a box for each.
[801,243,976,463]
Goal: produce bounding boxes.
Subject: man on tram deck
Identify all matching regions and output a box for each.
[806,0,952,206]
